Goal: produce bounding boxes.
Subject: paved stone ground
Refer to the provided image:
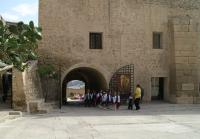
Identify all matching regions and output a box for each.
[0,102,200,139]
[0,103,12,123]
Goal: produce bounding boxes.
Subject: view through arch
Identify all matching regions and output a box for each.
[62,67,107,106]
[66,80,85,105]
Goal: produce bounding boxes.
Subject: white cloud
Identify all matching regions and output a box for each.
[12,3,38,17]
[1,12,19,22]
[0,2,38,24]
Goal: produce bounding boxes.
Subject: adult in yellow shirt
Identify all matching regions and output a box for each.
[134,84,141,110]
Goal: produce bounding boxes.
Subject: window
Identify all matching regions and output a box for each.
[153,32,162,49]
[90,33,102,49]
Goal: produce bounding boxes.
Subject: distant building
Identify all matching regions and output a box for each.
[66,87,85,99]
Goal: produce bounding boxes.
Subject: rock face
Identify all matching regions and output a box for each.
[38,0,200,104]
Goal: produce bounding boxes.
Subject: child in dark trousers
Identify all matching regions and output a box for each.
[128,93,133,110]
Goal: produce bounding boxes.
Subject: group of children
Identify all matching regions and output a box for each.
[84,90,121,109]
[84,84,143,110]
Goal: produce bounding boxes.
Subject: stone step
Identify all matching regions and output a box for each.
[28,99,57,114]
[9,111,22,116]
[0,111,22,123]
[38,102,58,112]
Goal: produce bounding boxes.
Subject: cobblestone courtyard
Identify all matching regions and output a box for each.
[0,103,200,139]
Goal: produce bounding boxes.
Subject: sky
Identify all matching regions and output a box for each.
[0,0,38,25]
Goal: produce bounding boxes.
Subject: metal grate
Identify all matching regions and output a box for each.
[109,65,134,100]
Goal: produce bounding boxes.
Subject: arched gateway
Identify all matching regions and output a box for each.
[62,67,107,105]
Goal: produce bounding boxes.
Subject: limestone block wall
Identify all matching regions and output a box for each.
[39,0,170,102]
[170,16,200,103]
[12,61,47,111]
[12,69,27,111]
[40,77,60,102]
[39,0,200,103]
[23,61,43,106]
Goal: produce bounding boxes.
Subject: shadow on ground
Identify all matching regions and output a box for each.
[25,102,200,119]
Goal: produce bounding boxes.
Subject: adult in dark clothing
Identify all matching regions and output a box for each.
[106,91,110,107]
[84,92,89,107]
[115,92,120,110]
[128,93,133,110]
[89,92,93,107]
[134,85,141,110]
[92,91,96,107]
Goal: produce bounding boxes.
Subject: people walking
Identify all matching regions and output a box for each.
[84,91,90,107]
[113,92,120,110]
[102,92,107,107]
[106,90,112,107]
[134,84,142,110]
[128,93,133,110]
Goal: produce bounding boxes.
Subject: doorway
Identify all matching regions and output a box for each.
[151,77,165,100]
[0,70,12,109]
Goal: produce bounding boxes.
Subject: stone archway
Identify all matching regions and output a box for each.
[62,67,107,105]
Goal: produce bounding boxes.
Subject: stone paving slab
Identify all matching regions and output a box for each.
[0,103,200,139]
[0,111,9,123]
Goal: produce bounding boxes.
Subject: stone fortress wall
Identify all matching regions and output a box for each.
[39,0,200,103]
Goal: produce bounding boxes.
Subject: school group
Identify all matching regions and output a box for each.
[84,84,144,110]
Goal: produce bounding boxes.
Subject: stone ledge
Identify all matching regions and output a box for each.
[171,96,200,104]
[176,97,194,104]
[0,111,22,123]
[9,111,22,116]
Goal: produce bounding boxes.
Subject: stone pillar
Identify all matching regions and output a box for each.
[12,61,54,112]
[169,16,200,103]
[12,69,27,111]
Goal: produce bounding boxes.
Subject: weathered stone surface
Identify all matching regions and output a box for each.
[2,104,200,138]
[176,64,197,70]
[12,61,54,112]
[170,0,200,10]
[38,0,200,104]
[143,0,200,10]
[29,102,38,114]
[9,111,22,116]
[188,57,197,64]
[174,25,189,32]
[12,69,27,111]
[175,96,194,104]
[175,51,197,57]
[194,97,200,103]
[182,83,195,91]
[175,57,188,64]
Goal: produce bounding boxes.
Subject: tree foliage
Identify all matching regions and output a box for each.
[37,64,58,79]
[37,64,58,102]
[0,20,42,71]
